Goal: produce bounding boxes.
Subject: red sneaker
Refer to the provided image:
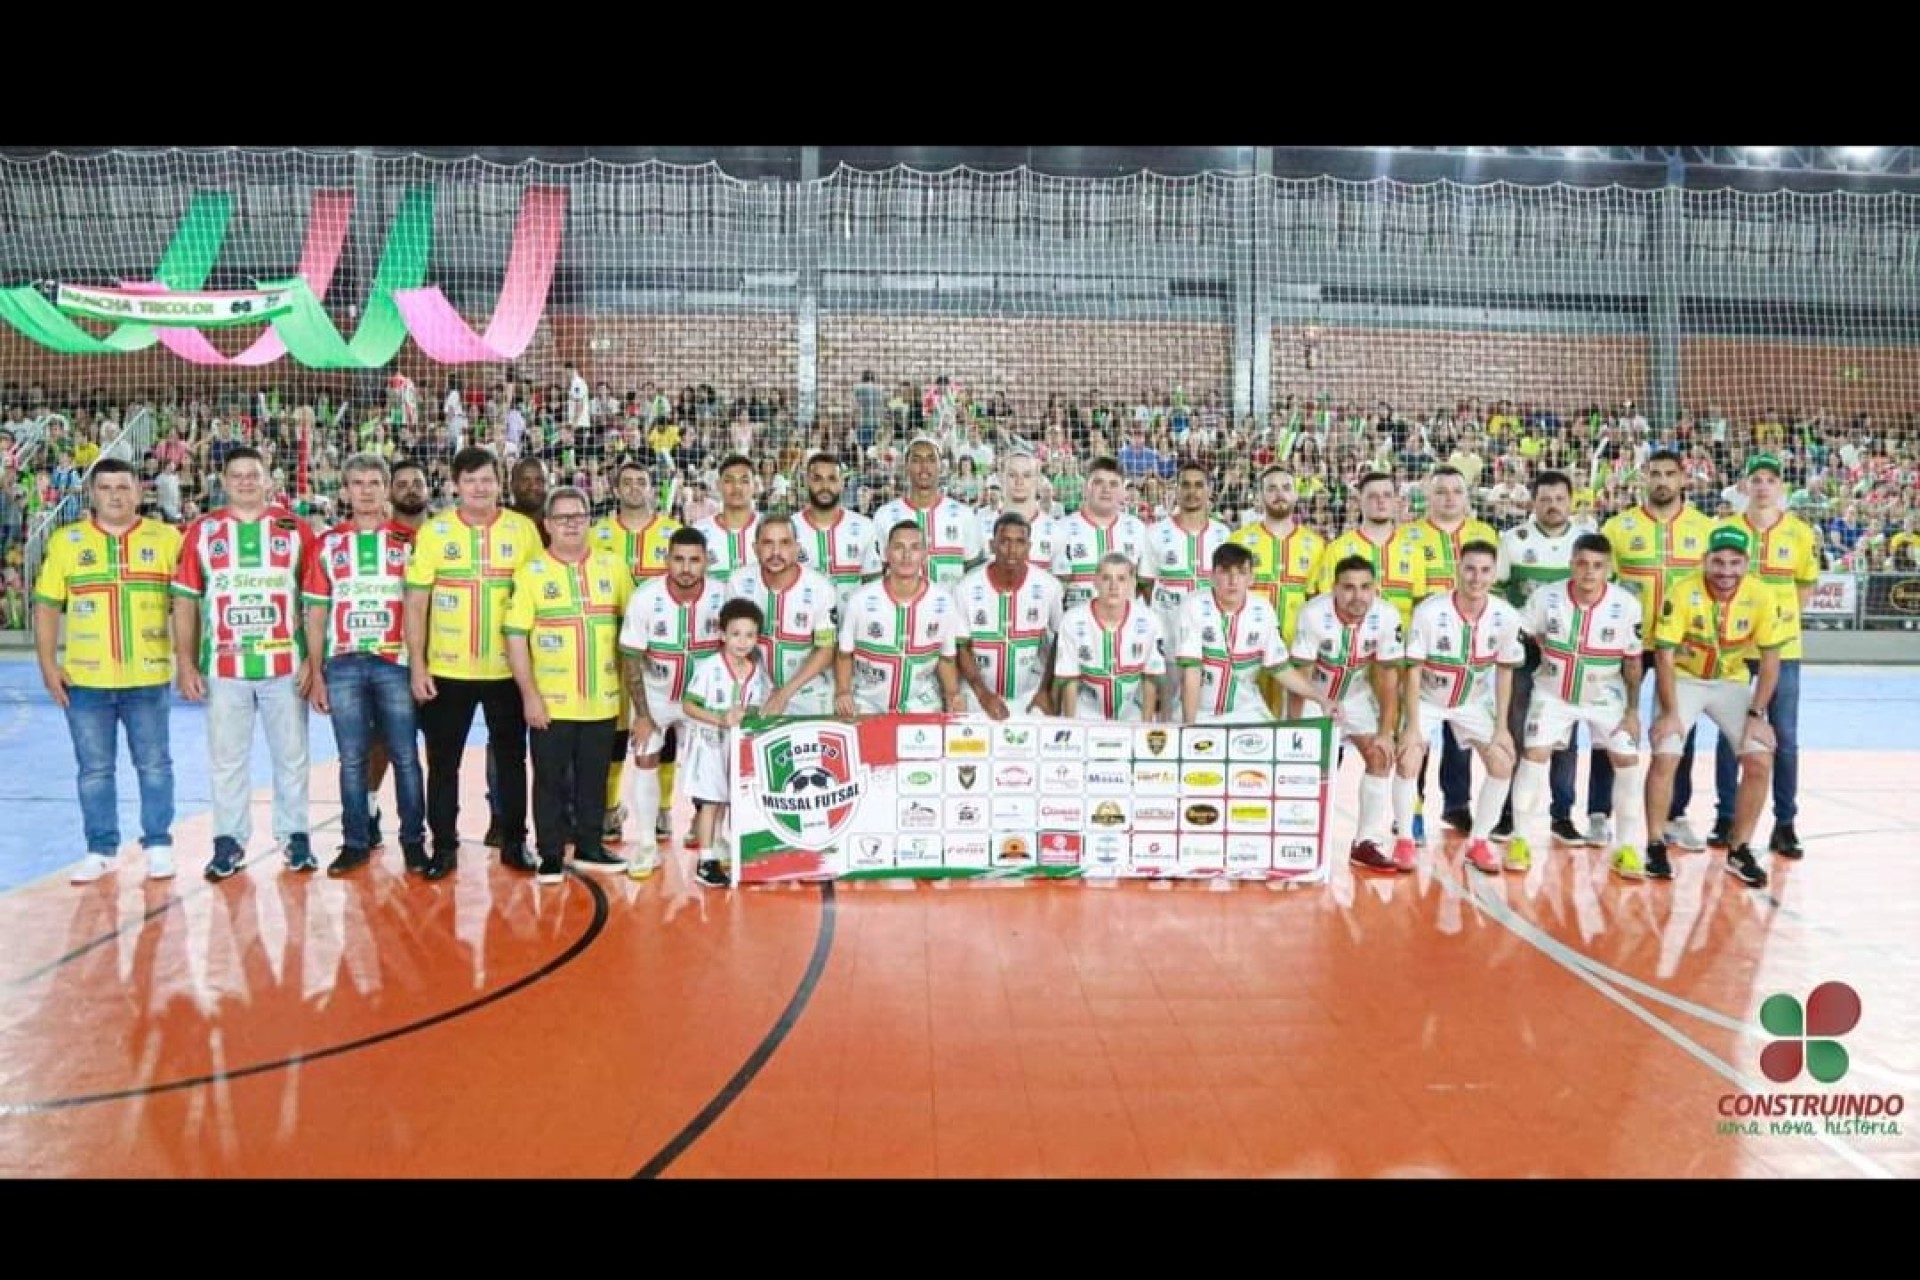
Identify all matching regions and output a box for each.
[1465,839,1501,876]
[1391,837,1419,872]
[1349,840,1397,873]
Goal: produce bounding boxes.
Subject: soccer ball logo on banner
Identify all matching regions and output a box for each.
[751,723,868,851]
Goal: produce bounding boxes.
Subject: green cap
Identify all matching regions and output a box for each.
[1745,452,1784,477]
[1708,525,1752,556]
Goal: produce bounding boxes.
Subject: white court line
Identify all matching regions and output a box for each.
[1323,784,1896,1178]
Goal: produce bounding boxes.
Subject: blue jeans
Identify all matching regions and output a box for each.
[64,683,174,856]
[325,654,426,850]
[1715,658,1800,826]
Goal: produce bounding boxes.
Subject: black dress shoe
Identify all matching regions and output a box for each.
[327,846,372,878]
[402,842,432,875]
[1441,808,1475,835]
[500,844,538,875]
[483,820,504,849]
[422,846,459,881]
[1769,823,1805,860]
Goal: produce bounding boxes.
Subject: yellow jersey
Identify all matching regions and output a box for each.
[1729,510,1821,661]
[590,512,681,582]
[1656,573,1797,682]
[405,508,543,681]
[503,548,635,721]
[1314,525,1429,630]
[1409,517,1501,597]
[1227,520,1325,642]
[33,516,181,688]
[1601,504,1718,640]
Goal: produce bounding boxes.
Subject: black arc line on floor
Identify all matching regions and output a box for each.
[635,880,839,1179]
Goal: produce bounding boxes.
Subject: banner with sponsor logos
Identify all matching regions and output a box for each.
[1864,573,1920,623]
[730,715,1335,884]
[1803,573,1858,620]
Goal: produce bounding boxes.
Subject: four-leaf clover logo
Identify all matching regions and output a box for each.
[1760,982,1862,1084]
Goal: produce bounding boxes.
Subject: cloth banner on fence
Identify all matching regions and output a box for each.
[729,714,1335,884]
[1803,573,1858,619]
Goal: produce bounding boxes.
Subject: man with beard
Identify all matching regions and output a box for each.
[357,456,432,856]
[1140,463,1229,723]
[1593,450,1717,851]
[1227,465,1326,714]
[1644,526,1791,888]
[1492,469,1595,847]
[591,460,684,849]
[792,451,879,614]
[477,454,551,848]
[620,528,725,873]
[727,515,838,718]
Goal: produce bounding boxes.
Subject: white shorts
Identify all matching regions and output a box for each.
[783,680,834,719]
[1418,701,1500,749]
[1526,692,1636,756]
[682,723,733,804]
[1335,687,1382,742]
[1660,677,1767,756]
[634,700,688,758]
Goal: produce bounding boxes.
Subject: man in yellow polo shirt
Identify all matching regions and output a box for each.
[505,485,636,883]
[1595,449,1718,850]
[591,460,682,846]
[1710,453,1819,858]
[1644,526,1794,888]
[405,446,543,880]
[1314,470,1428,629]
[34,458,182,884]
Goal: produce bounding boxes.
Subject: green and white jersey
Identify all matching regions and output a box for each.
[618,576,726,709]
[953,563,1064,714]
[1178,590,1287,719]
[1519,581,1642,709]
[869,494,983,588]
[1495,517,1595,607]
[727,564,839,715]
[1056,600,1165,722]
[1049,510,1150,613]
[837,579,963,714]
[1406,592,1525,712]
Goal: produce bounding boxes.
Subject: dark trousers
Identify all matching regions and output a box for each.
[530,718,618,860]
[419,676,527,853]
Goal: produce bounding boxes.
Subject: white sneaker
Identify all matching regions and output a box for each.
[626,842,661,881]
[1586,816,1613,848]
[1664,818,1707,851]
[147,848,177,880]
[70,854,116,884]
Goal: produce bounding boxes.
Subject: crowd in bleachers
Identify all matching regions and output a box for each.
[9,373,1920,610]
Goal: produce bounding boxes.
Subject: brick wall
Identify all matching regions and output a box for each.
[3,315,1916,428]
[1270,325,1651,413]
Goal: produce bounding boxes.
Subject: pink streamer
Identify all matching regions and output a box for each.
[139,189,356,367]
[391,185,567,363]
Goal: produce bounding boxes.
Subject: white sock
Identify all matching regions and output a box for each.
[1392,774,1418,841]
[1472,776,1512,841]
[1513,758,1550,847]
[629,766,661,848]
[1359,774,1393,845]
[1611,760,1645,851]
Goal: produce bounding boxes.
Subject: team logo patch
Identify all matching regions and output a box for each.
[748,722,867,852]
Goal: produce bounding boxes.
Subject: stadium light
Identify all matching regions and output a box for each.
[1744,146,1779,157]
[1843,147,1880,161]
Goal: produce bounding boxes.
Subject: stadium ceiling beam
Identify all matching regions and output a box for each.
[1371,145,1920,177]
